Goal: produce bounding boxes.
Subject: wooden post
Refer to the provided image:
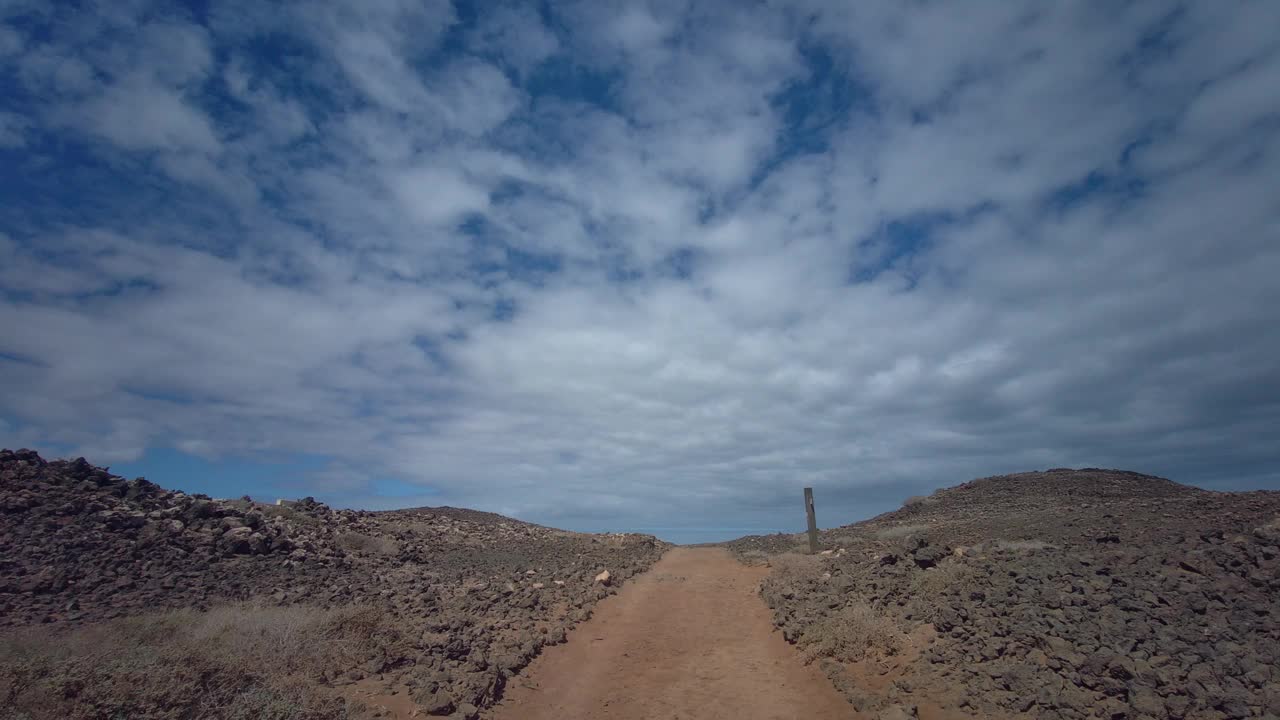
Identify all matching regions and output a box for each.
[804,487,818,554]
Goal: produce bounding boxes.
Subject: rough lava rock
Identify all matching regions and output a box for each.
[0,449,668,715]
[728,469,1280,720]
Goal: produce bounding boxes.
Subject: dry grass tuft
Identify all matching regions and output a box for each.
[800,603,903,663]
[874,524,930,540]
[910,561,973,600]
[768,552,823,582]
[336,532,399,556]
[901,495,937,509]
[261,505,321,526]
[0,602,395,720]
[995,539,1055,552]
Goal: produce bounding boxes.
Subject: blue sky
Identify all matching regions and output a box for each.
[2,1,1279,544]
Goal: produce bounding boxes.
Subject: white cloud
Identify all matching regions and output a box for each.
[433,59,522,135]
[75,79,220,152]
[470,3,559,72]
[223,60,315,145]
[1181,52,1280,140]
[391,167,490,228]
[0,22,24,56]
[2,0,1279,539]
[301,0,456,113]
[133,21,213,86]
[0,111,29,147]
[16,46,96,94]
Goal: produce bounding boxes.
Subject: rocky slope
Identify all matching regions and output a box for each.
[0,449,667,719]
[727,469,1280,720]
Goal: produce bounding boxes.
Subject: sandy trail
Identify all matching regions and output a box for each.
[488,547,855,720]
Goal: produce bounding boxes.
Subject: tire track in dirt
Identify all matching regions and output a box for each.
[487,547,855,720]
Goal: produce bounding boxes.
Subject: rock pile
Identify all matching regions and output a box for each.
[0,449,667,718]
[729,469,1280,719]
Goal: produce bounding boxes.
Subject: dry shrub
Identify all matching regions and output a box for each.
[910,561,973,600]
[901,495,937,508]
[383,520,435,537]
[737,549,770,566]
[995,539,1055,552]
[336,532,399,556]
[262,505,320,526]
[768,552,822,583]
[800,604,903,663]
[874,524,929,540]
[0,602,394,720]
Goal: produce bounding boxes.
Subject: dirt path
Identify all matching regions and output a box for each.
[488,547,855,720]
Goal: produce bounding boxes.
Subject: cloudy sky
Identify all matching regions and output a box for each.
[2,1,1278,543]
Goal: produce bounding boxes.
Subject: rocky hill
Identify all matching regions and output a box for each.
[0,449,667,719]
[726,469,1280,720]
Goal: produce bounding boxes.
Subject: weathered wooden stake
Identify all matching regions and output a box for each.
[804,487,818,554]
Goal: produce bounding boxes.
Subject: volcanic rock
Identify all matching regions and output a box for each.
[0,449,668,717]
[727,468,1280,719]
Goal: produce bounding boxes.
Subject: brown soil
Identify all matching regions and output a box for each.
[487,547,855,720]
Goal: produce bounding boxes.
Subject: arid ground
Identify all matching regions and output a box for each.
[490,547,851,720]
[727,469,1280,719]
[0,449,665,719]
[4,451,1279,719]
